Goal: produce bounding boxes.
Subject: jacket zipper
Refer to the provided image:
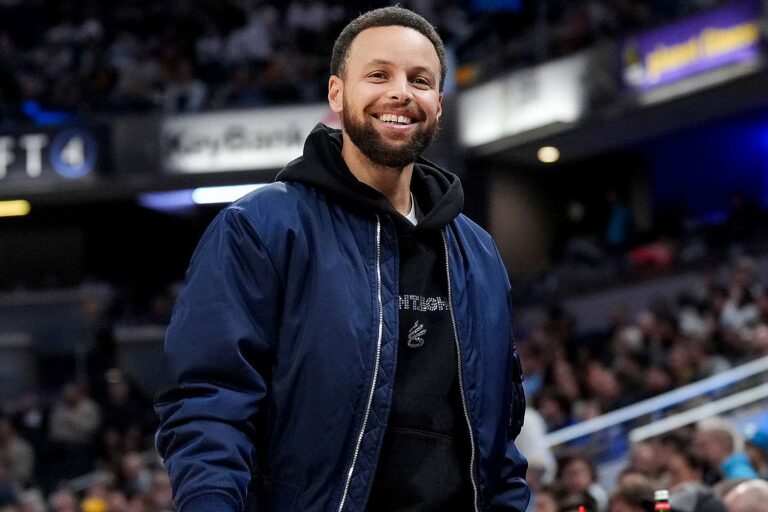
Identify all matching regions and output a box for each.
[337,216,383,512]
[442,230,480,512]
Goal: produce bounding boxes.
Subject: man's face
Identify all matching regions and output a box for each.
[560,459,592,492]
[329,25,443,168]
[665,452,699,489]
[693,429,727,466]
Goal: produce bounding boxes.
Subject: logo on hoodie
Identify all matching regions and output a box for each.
[407,321,427,348]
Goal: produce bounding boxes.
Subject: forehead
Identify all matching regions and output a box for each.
[346,25,440,74]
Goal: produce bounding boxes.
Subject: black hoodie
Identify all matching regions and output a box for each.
[278,125,473,511]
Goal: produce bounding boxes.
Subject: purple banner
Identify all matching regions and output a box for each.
[622,0,763,91]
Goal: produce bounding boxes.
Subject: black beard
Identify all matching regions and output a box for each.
[341,98,438,169]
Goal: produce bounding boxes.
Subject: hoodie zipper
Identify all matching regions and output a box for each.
[442,230,480,512]
[337,216,383,512]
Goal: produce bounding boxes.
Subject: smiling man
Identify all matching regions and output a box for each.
[155,7,529,512]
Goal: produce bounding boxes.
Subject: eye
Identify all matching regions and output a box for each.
[368,71,387,80]
[411,77,432,88]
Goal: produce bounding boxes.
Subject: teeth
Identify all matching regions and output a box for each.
[379,114,412,124]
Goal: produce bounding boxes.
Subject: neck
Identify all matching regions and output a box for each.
[341,132,413,216]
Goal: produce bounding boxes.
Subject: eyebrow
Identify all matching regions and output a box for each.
[363,59,437,79]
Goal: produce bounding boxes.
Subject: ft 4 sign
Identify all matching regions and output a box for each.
[0,127,98,181]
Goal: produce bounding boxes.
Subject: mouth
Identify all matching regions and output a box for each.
[373,113,416,125]
[369,112,422,134]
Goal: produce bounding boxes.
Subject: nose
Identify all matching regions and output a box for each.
[386,75,413,103]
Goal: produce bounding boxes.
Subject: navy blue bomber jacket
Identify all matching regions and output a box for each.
[154,124,529,512]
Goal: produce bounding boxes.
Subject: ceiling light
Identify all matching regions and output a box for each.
[191,184,267,204]
[0,200,31,217]
[538,146,560,164]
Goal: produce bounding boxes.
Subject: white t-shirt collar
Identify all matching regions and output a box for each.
[405,192,420,226]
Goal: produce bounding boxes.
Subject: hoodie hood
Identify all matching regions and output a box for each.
[277,123,463,232]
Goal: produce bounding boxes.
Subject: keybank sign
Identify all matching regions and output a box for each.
[161,105,337,173]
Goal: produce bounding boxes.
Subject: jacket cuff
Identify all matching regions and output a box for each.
[180,493,239,512]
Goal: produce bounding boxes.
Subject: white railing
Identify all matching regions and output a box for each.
[629,382,768,442]
[545,355,768,447]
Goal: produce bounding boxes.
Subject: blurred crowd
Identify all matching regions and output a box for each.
[0,0,729,122]
[526,418,768,511]
[516,251,768,511]
[521,253,768,435]
[0,369,163,512]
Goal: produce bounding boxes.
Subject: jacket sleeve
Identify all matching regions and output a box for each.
[154,206,281,512]
[490,290,531,512]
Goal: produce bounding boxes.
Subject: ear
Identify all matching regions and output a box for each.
[328,75,344,113]
[436,91,443,120]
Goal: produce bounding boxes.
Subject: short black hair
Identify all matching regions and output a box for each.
[609,482,655,511]
[330,6,447,91]
[556,452,598,482]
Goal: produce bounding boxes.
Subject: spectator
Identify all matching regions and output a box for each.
[16,488,46,512]
[98,368,153,456]
[285,0,339,54]
[531,485,558,512]
[626,441,662,479]
[742,425,768,478]
[105,489,129,512]
[9,391,48,483]
[117,452,151,497]
[603,189,634,253]
[562,199,605,266]
[720,283,759,334]
[676,292,707,339]
[48,383,101,446]
[161,57,207,113]
[149,470,173,512]
[556,453,609,512]
[210,63,268,109]
[711,478,751,500]
[550,353,582,402]
[693,418,759,482]
[723,479,768,512]
[616,467,654,488]
[537,391,576,432]
[128,492,156,512]
[608,482,654,512]
[518,407,557,486]
[47,382,101,480]
[747,322,768,358]
[223,2,278,68]
[519,342,546,398]
[47,488,77,512]
[0,415,34,486]
[664,445,727,512]
[110,65,158,112]
[194,24,225,83]
[0,460,19,509]
[583,361,624,412]
[556,489,598,512]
